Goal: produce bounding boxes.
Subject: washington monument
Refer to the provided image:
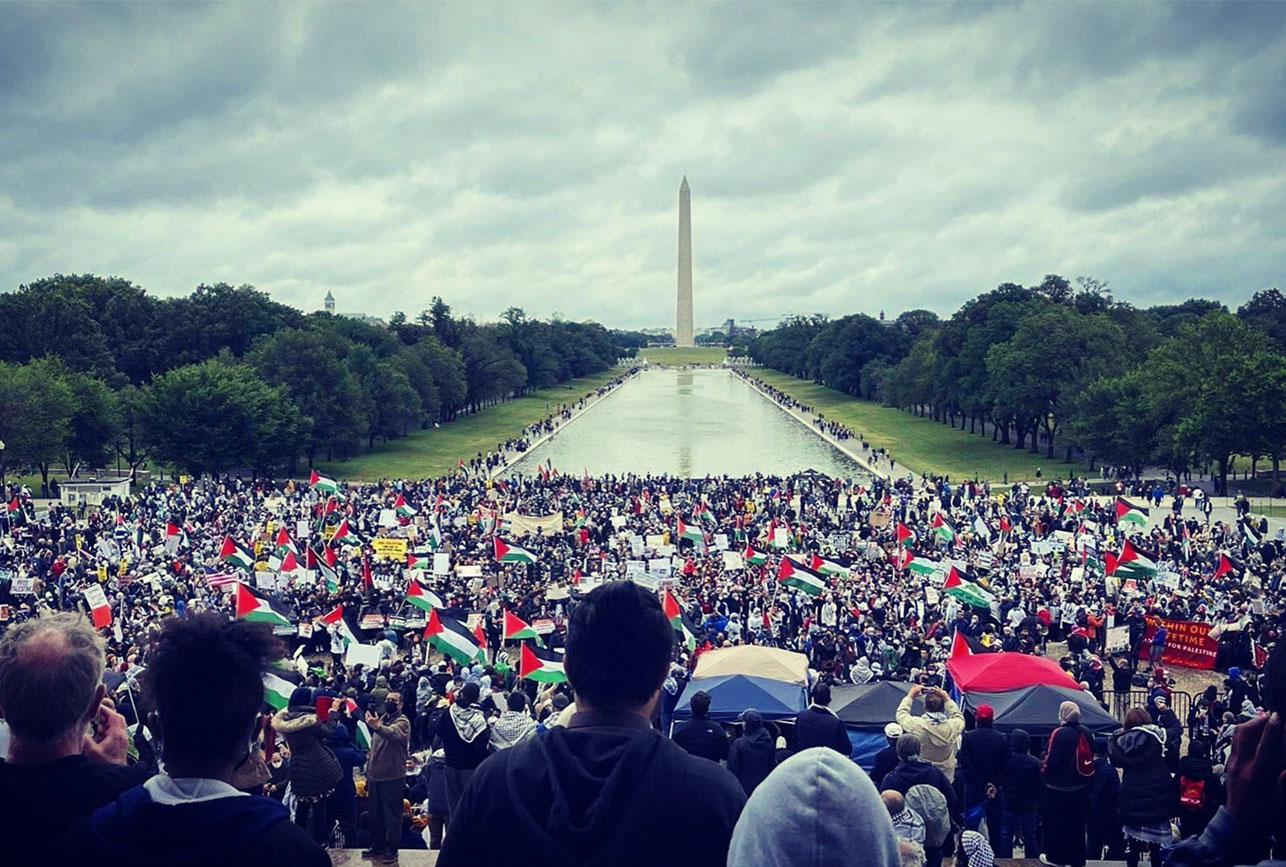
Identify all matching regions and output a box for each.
[676,176,694,347]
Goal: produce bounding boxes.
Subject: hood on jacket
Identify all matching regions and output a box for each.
[728,748,901,867]
[83,785,292,863]
[740,727,774,748]
[271,708,318,734]
[1008,730,1031,754]
[1112,725,1165,761]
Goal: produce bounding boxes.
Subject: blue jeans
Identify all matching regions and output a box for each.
[999,809,1039,859]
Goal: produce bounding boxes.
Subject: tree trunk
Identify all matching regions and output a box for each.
[998,421,1009,445]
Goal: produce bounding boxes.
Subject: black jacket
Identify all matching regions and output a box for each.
[999,732,1042,808]
[438,711,745,867]
[672,717,729,763]
[1087,755,1121,826]
[727,727,775,796]
[57,784,329,867]
[0,755,149,865]
[1110,725,1178,827]
[793,705,851,755]
[871,744,900,789]
[1042,721,1092,791]
[881,759,956,814]
[958,724,1008,788]
[1176,754,1223,818]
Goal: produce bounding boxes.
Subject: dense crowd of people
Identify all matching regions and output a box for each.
[1,458,1284,864]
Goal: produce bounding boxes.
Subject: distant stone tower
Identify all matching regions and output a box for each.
[324,290,335,314]
[676,176,694,347]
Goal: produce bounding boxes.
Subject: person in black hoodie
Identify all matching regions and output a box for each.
[1175,739,1223,839]
[436,680,490,821]
[57,613,329,867]
[1086,735,1123,861]
[1110,707,1178,867]
[437,581,745,867]
[958,703,1006,854]
[1040,701,1094,867]
[997,729,1040,859]
[727,708,775,795]
[794,681,852,755]
[672,689,729,762]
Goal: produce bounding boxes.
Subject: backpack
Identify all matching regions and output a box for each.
[1075,731,1095,778]
[906,783,951,848]
[1178,776,1206,811]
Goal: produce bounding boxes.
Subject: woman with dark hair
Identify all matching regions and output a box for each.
[1110,707,1178,867]
[273,686,343,844]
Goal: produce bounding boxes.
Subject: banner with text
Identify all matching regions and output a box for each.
[1139,616,1218,670]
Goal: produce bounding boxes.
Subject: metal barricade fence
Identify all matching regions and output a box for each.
[1109,687,1192,732]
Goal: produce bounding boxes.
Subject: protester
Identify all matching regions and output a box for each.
[1110,707,1177,867]
[882,733,956,867]
[1175,738,1223,839]
[672,689,730,762]
[436,681,489,822]
[273,687,343,843]
[794,681,852,755]
[57,614,329,866]
[1086,735,1123,861]
[872,722,903,787]
[489,691,537,750]
[958,702,1006,852]
[1040,701,1093,867]
[728,748,901,867]
[362,691,409,863]
[897,684,965,782]
[0,614,148,862]
[884,789,926,844]
[727,708,775,795]
[437,581,746,866]
[997,728,1040,859]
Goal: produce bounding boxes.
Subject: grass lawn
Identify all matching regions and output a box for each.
[641,346,726,366]
[750,368,1095,483]
[317,370,621,481]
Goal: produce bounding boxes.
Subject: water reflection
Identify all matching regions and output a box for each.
[510,369,867,480]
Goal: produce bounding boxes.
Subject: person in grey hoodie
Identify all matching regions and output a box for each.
[729,747,902,867]
[727,708,776,796]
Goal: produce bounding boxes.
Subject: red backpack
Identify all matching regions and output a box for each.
[1179,776,1207,811]
[1075,731,1094,777]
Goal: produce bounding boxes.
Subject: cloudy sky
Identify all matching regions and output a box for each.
[2,2,1284,329]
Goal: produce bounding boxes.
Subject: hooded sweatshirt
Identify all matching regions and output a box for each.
[57,776,330,867]
[728,748,902,867]
[1110,724,1178,827]
[437,709,744,867]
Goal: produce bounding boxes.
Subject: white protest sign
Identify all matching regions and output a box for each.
[296,519,311,540]
[1105,625,1130,653]
[626,560,648,580]
[10,576,34,595]
[345,642,382,669]
[649,557,672,576]
[630,535,644,556]
[378,509,399,528]
[433,553,451,575]
[611,515,628,530]
[645,534,665,550]
[722,551,745,571]
[714,533,730,551]
[456,564,483,578]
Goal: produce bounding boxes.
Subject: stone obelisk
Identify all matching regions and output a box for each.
[676,176,694,347]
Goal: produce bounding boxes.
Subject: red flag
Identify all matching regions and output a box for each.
[361,552,372,591]
[1214,553,1236,580]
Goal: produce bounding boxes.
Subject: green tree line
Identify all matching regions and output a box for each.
[0,275,635,484]
[749,279,1286,494]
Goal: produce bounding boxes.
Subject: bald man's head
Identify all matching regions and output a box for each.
[0,613,105,741]
[882,790,905,815]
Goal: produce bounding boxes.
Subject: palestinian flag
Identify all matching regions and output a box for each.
[309,469,341,494]
[405,579,444,612]
[1106,540,1157,580]
[694,503,718,527]
[807,552,849,577]
[777,557,827,596]
[263,672,296,711]
[663,589,698,651]
[1083,553,1105,580]
[895,522,916,549]
[393,494,417,519]
[1115,497,1150,527]
[423,610,481,665]
[1243,521,1262,546]
[503,610,539,642]
[677,518,705,544]
[519,643,568,683]
[268,528,299,571]
[317,604,360,647]
[949,628,973,660]
[1182,524,1192,562]
[164,522,189,552]
[316,550,341,592]
[932,513,956,543]
[355,720,372,750]
[942,567,995,609]
[494,537,538,564]
[973,515,992,543]
[1213,553,1238,580]
[767,518,789,549]
[426,517,443,550]
[744,544,769,566]
[234,582,293,628]
[906,556,938,577]
[218,536,256,570]
[329,518,361,548]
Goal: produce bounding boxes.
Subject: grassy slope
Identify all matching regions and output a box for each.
[317,370,621,481]
[641,346,727,365]
[750,368,1095,482]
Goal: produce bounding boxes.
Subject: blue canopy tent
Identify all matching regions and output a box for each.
[831,681,923,770]
[671,674,809,724]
